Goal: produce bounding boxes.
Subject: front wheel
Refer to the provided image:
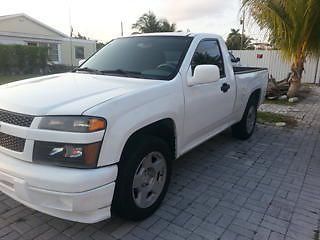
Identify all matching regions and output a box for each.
[112,135,172,221]
[232,98,258,140]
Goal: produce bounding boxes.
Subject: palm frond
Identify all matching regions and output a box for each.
[242,0,320,61]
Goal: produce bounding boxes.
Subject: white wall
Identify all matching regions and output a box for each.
[0,15,64,38]
[232,50,320,84]
[61,38,96,66]
[0,35,96,66]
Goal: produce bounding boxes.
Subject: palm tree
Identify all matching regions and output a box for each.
[159,19,176,32]
[132,11,176,33]
[242,0,320,97]
[226,28,253,50]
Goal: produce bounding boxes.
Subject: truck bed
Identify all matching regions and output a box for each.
[233,67,268,75]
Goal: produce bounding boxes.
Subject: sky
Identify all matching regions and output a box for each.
[0,0,262,42]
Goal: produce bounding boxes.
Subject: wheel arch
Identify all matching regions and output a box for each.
[249,88,262,105]
[121,118,177,161]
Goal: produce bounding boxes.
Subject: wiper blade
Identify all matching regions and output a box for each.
[74,68,146,78]
[74,67,103,74]
[101,69,143,77]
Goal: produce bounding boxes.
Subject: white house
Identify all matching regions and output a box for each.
[0,13,96,66]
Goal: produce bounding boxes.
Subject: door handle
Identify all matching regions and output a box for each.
[221,83,230,93]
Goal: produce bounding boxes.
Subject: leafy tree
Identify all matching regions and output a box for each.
[226,29,253,50]
[132,11,176,33]
[96,42,105,51]
[158,19,176,32]
[242,0,320,97]
[74,32,88,40]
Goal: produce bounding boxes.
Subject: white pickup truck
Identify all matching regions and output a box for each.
[0,33,268,223]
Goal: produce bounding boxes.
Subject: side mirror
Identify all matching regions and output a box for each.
[188,65,220,86]
[231,57,240,63]
[78,59,86,66]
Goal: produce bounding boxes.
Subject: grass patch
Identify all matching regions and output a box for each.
[264,99,296,106]
[257,111,297,127]
[0,74,40,85]
[264,85,312,106]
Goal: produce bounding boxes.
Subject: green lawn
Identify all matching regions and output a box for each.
[0,74,41,85]
[257,111,297,127]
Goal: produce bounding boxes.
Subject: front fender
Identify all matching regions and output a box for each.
[84,80,184,167]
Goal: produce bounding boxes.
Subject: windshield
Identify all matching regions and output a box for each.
[78,36,193,80]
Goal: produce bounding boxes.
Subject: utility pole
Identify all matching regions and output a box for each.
[240,10,245,50]
[68,1,73,66]
[121,21,124,36]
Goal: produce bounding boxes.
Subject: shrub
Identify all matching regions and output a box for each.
[0,44,48,75]
[48,63,73,74]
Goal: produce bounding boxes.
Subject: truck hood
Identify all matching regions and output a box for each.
[0,73,162,115]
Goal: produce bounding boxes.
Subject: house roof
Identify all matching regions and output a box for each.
[0,13,68,38]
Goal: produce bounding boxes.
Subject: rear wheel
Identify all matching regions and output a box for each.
[232,97,258,140]
[112,135,172,221]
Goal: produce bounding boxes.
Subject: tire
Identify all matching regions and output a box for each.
[112,135,172,221]
[232,97,258,140]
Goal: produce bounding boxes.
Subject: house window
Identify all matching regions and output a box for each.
[38,42,47,48]
[48,43,59,62]
[75,46,84,59]
[27,42,37,46]
[26,42,60,62]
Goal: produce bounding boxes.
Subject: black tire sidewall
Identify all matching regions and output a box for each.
[112,135,172,220]
[245,104,257,135]
[232,97,258,140]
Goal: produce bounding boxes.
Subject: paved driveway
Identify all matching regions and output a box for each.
[0,87,320,240]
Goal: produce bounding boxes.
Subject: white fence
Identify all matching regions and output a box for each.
[232,50,320,84]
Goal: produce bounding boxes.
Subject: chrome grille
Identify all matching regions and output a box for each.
[0,109,34,127]
[0,132,26,152]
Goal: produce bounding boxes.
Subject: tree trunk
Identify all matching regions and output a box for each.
[287,58,304,98]
[287,78,301,98]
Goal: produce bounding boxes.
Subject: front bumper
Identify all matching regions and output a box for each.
[0,151,118,223]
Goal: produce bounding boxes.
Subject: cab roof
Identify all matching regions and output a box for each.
[125,32,222,39]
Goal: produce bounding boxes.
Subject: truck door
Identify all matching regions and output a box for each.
[182,39,236,148]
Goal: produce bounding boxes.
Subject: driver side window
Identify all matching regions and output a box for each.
[191,40,225,78]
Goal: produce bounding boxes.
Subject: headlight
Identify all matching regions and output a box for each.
[33,141,101,168]
[39,116,106,132]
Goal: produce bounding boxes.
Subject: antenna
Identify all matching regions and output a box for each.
[121,21,124,36]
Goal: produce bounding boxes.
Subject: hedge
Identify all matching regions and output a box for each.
[0,45,48,75]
